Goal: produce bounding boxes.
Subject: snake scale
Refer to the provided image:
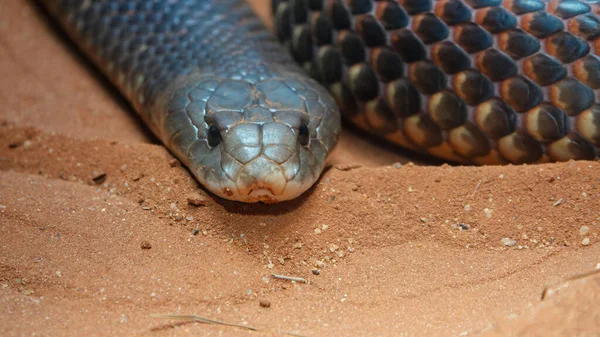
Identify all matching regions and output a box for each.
[39,0,600,203]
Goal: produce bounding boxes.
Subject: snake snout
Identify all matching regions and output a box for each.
[236,156,287,196]
[217,122,304,202]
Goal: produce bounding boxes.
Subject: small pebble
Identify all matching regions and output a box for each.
[335,164,361,171]
[192,229,199,235]
[484,208,493,218]
[259,299,271,308]
[140,241,152,249]
[312,269,320,275]
[502,238,517,247]
[393,162,402,169]
[92,171,106,184]
[582,238,590,246]
[168,159,180,167]
[187,193,207,206]
[580,226,590,236]
[459,224,470,230]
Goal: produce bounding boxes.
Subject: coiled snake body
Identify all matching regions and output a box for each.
[40,0,600,202]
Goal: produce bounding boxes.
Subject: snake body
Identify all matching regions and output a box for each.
[40,0,600,202]
[273,0,600,165]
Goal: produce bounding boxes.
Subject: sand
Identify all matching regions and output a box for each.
[1,1,599,336]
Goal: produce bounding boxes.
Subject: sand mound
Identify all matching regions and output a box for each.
[1,1,598,336]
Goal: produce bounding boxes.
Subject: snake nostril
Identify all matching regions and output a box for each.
[207,124,221,147]
[298,123,310,146]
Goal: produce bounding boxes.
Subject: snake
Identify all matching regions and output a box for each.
[39,0,600,203]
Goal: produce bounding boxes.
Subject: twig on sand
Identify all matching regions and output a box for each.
[472,180,482,196]
[271,273,308,283]
[540,268,600,300]
[150,313,310,337]
[150,314,258,331]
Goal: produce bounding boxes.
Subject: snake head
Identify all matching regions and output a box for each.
[158,73,341,203]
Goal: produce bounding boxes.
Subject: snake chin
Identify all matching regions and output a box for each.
[247,188,279,204]
[211,180,305,203]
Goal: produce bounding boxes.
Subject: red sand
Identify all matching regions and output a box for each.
[1,1,599,336]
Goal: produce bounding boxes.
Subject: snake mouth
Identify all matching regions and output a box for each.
[248,187,279,203]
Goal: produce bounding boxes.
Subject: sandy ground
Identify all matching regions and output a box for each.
[1,1,600,336]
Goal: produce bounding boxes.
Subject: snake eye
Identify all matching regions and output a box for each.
[207,124,221,147]
[298,123,310,146]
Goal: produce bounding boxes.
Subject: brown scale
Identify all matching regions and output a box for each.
[453,22,493,53]
[568,13,600,40]
[390,29,427,62]
[549,77,594,116]
[497,29,541,59]
[522,53,566,86]
[409,60,447,94]
[404,114,443,148]
[473,98,516,139]
[475,48,517,81]
[428,89,468,129]
[337,30,366,65]
[545,32,590,63]
[524,103,569,141]
[363,97,399,133]
[573,54,600,89]
[498,129,544,164]
[475,6,517,33]
[355,14,387,47]
[576,105,600,144]
[547,0,591,19]
[376,1,409,29]
[548,132,597,161]
[434,0,472,25]
[316,45,343,84]
[348,63,380,101]
[385,78,421,118]
[370,47,404,83]
[452,69,494,105]
[500,76,543,112]
[431,41,471,74]
[272,0,600,164]
[447,122,491,158]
